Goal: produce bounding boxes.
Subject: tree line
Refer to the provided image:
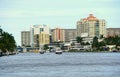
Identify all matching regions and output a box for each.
[76,35,120,51]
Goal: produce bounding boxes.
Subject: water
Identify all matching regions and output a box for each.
[0,52,120,77]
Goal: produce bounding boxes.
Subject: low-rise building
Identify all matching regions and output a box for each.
[107,28,120,37]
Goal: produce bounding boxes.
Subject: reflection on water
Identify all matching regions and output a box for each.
[0,52,120,77]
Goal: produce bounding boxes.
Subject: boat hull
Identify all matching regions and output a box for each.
[55,51,62,54]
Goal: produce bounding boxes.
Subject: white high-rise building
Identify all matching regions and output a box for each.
[30,25,50,47]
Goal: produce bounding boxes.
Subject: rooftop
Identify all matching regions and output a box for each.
[83,14,98,21]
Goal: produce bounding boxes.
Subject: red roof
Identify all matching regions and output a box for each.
[83,14,98,21]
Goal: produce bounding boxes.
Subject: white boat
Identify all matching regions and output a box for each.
[55,48,62,54]
[39,50,45,54]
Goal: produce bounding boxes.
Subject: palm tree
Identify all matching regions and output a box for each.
[0,28,16,53]
[92,36,99,49]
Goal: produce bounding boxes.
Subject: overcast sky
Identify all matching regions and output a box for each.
[0,0,120,45]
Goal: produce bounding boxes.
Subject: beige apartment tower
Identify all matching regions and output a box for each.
[39,32,50,45]
[77,14,106,37]
[21,31,30,46]
[50,29,76,42]
[51,28,65,42]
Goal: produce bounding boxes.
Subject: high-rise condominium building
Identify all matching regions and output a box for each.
[77,14,106,37]
[21,31,30,46]
[51,28,65,42]
[64,29,76,42]
[39,32,50,45]
[30,25,50,47]
[50,29,76,42]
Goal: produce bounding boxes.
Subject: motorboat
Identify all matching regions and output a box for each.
[55,48,62,54]
[39,50,45,54]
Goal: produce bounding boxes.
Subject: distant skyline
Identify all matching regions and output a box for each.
[0,0,120,45]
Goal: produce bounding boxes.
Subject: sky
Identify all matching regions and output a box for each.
[0,0,120,46]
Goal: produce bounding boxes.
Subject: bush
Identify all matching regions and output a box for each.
[68,49,78,52]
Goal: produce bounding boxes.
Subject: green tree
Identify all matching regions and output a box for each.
[43,44,49,50]
[104,36,119,45]
[103,35,120,50]
[76,36,82,43]
[0,27,16,53]
[92,36,99,49]
[85,42,90,45]
[98,41,106,47]
[116,36,120,49]
[100,35,104,39]
[98,41,106,51]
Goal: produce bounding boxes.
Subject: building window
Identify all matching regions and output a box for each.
[40,28,44,32]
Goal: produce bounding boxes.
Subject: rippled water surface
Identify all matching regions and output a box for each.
[0,52,120,77]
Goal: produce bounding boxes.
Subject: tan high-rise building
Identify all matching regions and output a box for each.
[51,28,65,42]
[39,32,50,45]
[64,29,76,42]
[50,29,76,42]
[21,31,30,46]
[77,14,106,37]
